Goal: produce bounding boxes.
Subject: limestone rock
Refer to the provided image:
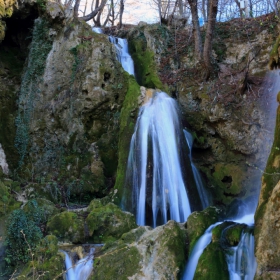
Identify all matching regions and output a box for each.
[93,220,187,280]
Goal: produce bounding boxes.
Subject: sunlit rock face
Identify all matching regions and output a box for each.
[15,17,130,200]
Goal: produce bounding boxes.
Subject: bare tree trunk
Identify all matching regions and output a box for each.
[119,0,124,28]
[158,0,162,25]
[74,0,82,17]
[233,0,243,17]
[203,0,218,79]
[78,0,107,21]
[187,0,202,60]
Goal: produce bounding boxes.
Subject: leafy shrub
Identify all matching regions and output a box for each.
[5,208,42,265]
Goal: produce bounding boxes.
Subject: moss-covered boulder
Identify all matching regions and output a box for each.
[186,206,224,253]
[92,220,187,279]
[194,242,229,280]
[47,211,85,243]
[86,202,137,243]
[223,223,246,247]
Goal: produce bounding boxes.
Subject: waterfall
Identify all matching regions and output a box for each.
[226,229,257,280]
[109,36,135,76]
[182,222,222,280]
[62,248,94,280]
[124,91,191,227]
[184,130,210,209]
[92,27,134,76]
[182,214,256,280]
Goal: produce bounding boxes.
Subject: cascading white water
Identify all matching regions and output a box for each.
[182,214,256,280]
[125,91,191,227]
[184,130,210,209]
[109,36,135,76]
[62,248,95,280]
[226,229,257,280]
[182,222,222,280]
[92,28,135,76]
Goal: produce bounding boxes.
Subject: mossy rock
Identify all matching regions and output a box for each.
[194,242,229,280]
[86,202,137,243]
[93,220,186,279]
[207,163,245,205]
[186,206,224,253]
[47,211,85,243]
[128,31,164,89]
[92,246,141,280]
[269,35,280,70]
[223,223,246,247]
[114,74,140,205]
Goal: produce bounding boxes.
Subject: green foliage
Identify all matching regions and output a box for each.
[36,0,47,10]
[15,18,53,167]
[5,208,43,265]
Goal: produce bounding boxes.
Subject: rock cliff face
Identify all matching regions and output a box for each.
[10,13,134,201]
[254,94,280,279]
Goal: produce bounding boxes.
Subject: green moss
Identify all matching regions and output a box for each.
[194,242,229,280]
[187,207,223,253]
[86,202,137,243]
[224,224,246,246]
[47,211,85,243]
[92,246,141,280]
[129,37,163,89]
[269,35,280,70]
[204,163,245,205]
[114,74,140,204]
[159,222,187,273]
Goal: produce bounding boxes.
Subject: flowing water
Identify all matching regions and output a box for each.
[226,229,257,280]
[182,222,222,280]
[124,91,191,227]
[109,36,135,76]
[184,130,210,209]
[92,27,135,76]
[62,248,95,280]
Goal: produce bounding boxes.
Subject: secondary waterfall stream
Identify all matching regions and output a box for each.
[184,130,210,209]
[62,248,95,280]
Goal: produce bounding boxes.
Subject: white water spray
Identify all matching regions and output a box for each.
[184,130,210,209]
[62,248,94,280]
[109,36,135,76]
[125,91,191,227]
